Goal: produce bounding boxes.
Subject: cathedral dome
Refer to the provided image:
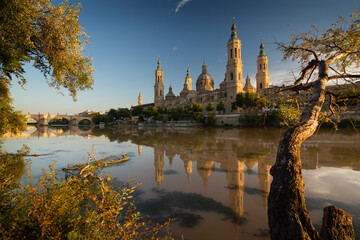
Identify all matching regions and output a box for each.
[244,74,255,93]
[196,60,214,92]
[165,85,176,100]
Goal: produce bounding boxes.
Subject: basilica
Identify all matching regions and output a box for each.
[140,18,270,113]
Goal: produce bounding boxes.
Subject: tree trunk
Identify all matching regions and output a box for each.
[267,61,328,240]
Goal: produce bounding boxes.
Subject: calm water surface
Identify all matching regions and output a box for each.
[4,126,360,240]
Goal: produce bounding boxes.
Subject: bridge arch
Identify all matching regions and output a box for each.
[26,116,39,125]
[25,114,93,126]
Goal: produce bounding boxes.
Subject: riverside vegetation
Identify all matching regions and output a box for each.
[1,0,360,239]
[0,0,173,238]
[0,145,174,239]
[92,90,359,129]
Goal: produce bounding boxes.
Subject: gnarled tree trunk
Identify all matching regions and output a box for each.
[268,61,326,240]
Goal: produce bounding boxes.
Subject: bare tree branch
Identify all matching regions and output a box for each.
[294,60,317,85]
[281,82,315,93]
[328,74,360,80]
[326,90,360,100]
[277,42,320,61]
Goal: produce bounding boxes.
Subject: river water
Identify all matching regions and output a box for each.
[3,126,360,239]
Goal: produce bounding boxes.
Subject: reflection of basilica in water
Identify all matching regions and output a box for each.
[104,126,359,217]
[145,130,274,217]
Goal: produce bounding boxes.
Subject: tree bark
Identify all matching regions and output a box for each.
[321,206,355,240]
[267,61,328,240]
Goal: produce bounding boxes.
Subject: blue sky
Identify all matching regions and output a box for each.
[11,0,360,114]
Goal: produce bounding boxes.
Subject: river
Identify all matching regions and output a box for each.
[3,126,360,239]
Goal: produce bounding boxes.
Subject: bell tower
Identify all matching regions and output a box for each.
[256,38,269,93]
[154,56,164,107]
[138,91,142,105]
[226,17,243,111]
[184,65,192,91]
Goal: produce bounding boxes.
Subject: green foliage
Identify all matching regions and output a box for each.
[277,104,300,127]
[0,0,95,137]
[48,118,70,125]
[0,154,173,239]
[168,106,184,121]
[334,87,360,106]
[238,106,299,128]
[131,106,144,117]
[238,112,264,127]
[192,102,203,113]
[279,9,360,70]
[216,101,225,112]
[0,77,27,136]
[91,113,105,125]
[234,91,268,109]
[117,108,131,119]
[78,119,91,125]
[205,102,214,112]
[0,0,94,100]
[203,113,216,127]
[107,108,118,119]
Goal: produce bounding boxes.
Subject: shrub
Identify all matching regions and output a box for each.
[0,150,173,239]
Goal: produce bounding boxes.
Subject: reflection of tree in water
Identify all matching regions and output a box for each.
[0,152,26,182]
[136,191,247,228]
[329,146,360,166]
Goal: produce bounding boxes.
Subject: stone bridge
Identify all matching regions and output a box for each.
[26,113,93,126]
[4,126,94,138]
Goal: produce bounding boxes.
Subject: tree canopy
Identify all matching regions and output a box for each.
[268,8,360,240]
[234,91,268,109]
[0,0,94,135]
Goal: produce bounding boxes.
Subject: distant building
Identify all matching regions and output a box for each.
[78,110,102,117]
[138,91,142,105]
[138,18,268,113]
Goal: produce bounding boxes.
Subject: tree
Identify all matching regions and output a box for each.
[131,106,143,116]
[216,101,225,113]
[192,102,203,112]
[206,102,214,112]
[91,113,105,125]
[234,91,267,109]
[0,0,94,135]
[268,9,360,239]
[117,108,131,119]
[0,77,27,136]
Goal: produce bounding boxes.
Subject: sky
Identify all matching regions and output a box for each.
[10,0,360,115]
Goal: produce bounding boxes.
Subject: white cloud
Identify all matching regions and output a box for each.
[175,0,192,14]
[172,47,177,51]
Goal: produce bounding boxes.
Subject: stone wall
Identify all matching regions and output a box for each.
[215,114,240,126]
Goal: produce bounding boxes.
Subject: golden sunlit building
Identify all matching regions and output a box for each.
[150,18,269,112]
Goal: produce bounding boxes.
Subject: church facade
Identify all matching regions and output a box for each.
[148,18,270,113]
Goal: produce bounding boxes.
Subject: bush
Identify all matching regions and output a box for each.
[0,150,173,239]
[239,112,263,127]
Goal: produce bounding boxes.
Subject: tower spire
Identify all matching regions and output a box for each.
[157,56,161,70]
[202,57,207,74]
[259,37,266,57]
[138,91,142,105]
[230,17,238,40]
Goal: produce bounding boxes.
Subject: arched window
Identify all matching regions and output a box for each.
[160,90,162,96]
[231,73,233,80]
[263,63,266,69]
[260,64,262,70]
[230,49,233,59]
[260,83,263,89]
[235,48,237,58]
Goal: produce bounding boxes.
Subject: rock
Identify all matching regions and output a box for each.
[320,206,355,240]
